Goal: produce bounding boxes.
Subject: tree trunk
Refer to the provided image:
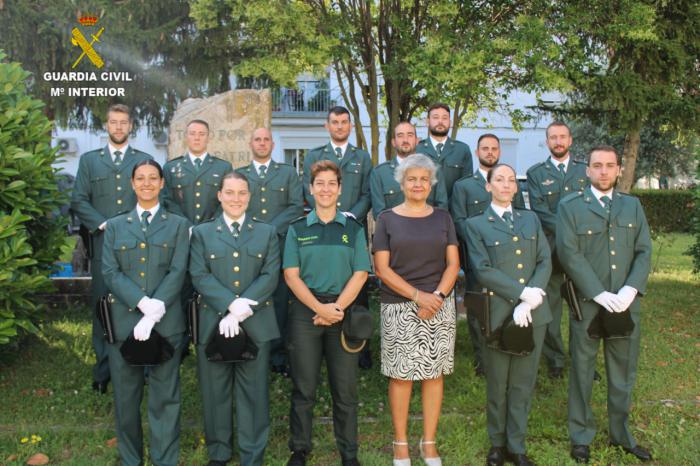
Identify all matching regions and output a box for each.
[619,122,642,193]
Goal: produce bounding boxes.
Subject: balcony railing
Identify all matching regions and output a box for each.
[272,81,331,115]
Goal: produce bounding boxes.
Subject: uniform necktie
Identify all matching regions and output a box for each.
[436,142,444,158]
[259,165,267,178]
[231,221,240,237]
[141,211,151,231]
[558,162,566,176]
[114,150,122,166]
[601,195,611,213]
[194,158,202,171]
[335,147,343,160]
[502,211,514,229]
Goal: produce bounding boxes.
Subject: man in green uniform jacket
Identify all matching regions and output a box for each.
[556,146,652,464]
[450,134,526,376]
[70,104,153,393]
[370,121,448,219]
[190,172,281,466]
[162,119,233,225]
[417,102,473,200]
[302,106,372,223]
[237,128,304,376]
[526,121,588,378]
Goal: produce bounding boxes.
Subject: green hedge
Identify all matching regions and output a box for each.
[631,189,695,234]
[0,51,67,345]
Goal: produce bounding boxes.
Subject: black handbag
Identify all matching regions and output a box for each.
[341,304,373,353]
[97,295,115,344]
[561,276,583,322]
[120,330,174,366]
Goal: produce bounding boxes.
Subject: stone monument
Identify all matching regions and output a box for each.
[167,89,271,167]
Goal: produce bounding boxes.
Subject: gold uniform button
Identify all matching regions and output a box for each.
[210,254,216,259]
[517,263,523,269]
[140,257,146,262]
[474,200,479,204]
[234,281,240,287]
[547,191,552,195]
[261,209,267,214]
[261,187,266,192]
[489,291,494,296]
[628,223,633,227]
[564,187,569,191]
[117,186,122,191]
[518,278,525,284]
[611,264,617,270]
[121,246,126,250]
[177,184,182,189]
[337,202,341,206]
[196,203,201,209]
[196,181,202,187]
[611,250,616,255]
[117,199,122,205]
[515,249,522,255]
[233,252,239,258]
[116,174,121,179]
[195,192,201,197]
[257,254,262,258]
[196,215,201,220]
[234,266,240,272]
[588,230,592,235]
[139,272,145,277]
[494,241,500,246]
[512,236,519,242]
[280,188,284,191]
[261,198,266,203]
[140,243,146,249]
[610,236,614,241]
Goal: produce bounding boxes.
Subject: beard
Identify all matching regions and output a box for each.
[549,145,570,159]
[479,157,498,168]
[396,145,416,157]
[429,125,449,138]
[109,133,128,146]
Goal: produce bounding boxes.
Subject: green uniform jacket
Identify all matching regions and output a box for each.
[369,157,448,219]
[101,208,190,341]
[71,146,153,233]
[236,162,304,240]
[162,154,233,225]
[189,216,281,345]
[465,207,552,329]
[450,171,526,242]
[526,157,588,239]
[555,189,652,319]
[302,143,372,221]
[417,138,473,199]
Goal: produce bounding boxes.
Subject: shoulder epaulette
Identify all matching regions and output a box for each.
[560,191,584,205]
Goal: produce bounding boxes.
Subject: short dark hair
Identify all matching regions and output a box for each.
[131,159,163,179]
[220,171,249,190]
[486,163,516,183]
[545,121,571,137]
[392,120,415,137]
[587,145,621,166]
[427,103,450,117]
[477,133,500,146]
[187,119,210,132]
[327,106,351,121]
[107,104,131,121]
[310,160,342,185]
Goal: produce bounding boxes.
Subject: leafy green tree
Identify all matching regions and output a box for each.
[0,51,68,345]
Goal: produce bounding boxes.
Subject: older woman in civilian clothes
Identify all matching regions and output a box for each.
[283,160,372,466]
[373,154,460,466]
[465,164,552,466]
[102,160,190,466]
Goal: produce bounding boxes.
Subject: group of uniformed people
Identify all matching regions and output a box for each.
[70,103,652,466]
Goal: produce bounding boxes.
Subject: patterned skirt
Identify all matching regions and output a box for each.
[380,294,456,380]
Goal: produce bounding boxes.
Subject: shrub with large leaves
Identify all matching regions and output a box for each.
[0,50,67,345]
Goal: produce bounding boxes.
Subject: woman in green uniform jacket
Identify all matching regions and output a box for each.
[283,160,372,466]
[102,160,190,466]
[465,164,552,466]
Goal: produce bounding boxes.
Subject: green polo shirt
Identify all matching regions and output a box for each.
[283,210,372,295]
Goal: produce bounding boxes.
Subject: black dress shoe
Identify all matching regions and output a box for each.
[342,459,361,466]
[570,444,590,464]
[474,361,485,377]
[593,370,602,381]
[486,446,505,466]
[206,460,228,466]
[358,347,372,370]
[91,380,109,394]
[505,451,535,466]
[612,444,652,462]
[548,367,564,379]
[287,450,307,466]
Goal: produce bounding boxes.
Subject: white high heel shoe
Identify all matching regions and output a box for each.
[392,440,411,466]
[419,438,442,466]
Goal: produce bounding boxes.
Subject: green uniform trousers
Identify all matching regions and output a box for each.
[287,300,359,461]
[270,276,290,368]
[541,268,566,370]
[197,340,271,466]
[485,325,546,454]
[107,333,184,466]
[568,312,641,448]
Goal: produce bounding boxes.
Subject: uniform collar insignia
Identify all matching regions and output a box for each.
[127,217,133,222]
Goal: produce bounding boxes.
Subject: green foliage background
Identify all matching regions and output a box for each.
[0,51,67,345]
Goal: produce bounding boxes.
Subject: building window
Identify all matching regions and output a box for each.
[284,149,307,175]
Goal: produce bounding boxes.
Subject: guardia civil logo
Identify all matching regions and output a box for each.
[71,14,105,69]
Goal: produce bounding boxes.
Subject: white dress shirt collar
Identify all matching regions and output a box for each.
[223,212,246,232]
[108,143,129,162]
[136,203,160,221]
[189,152,208,165]
[490,202,513,219]
[590,185,614,207]
[330,142,349,157]
[550,155,570,172]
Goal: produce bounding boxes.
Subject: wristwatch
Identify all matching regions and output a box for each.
[433,290,446,300]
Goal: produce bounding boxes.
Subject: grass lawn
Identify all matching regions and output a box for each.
[0,234,698,465]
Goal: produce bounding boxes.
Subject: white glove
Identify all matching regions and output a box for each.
[218,313,241,338]
[133,316,156,341]
[99,221,107,231]
[227,298,258,323]
[616,285,637,311]
[513,302,533,327]
[137,297,166,323]
[519,287,546,309]
[594,291,625,313]
[341,211,356,219]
